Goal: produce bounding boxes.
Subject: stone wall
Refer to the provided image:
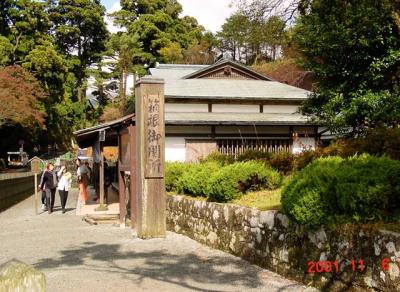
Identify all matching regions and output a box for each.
[0,172,39,212]
[166,195,400,291]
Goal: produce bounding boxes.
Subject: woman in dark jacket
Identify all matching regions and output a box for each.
[40,163,57,214]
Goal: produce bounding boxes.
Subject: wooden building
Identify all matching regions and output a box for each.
[149,59,318,162]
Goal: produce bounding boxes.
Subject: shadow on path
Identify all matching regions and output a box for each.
[33,241,269,291]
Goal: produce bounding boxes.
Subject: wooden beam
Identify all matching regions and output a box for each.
[118,133,126,225]
[129,124,137,228]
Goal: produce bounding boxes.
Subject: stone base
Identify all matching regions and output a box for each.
[0,260,45,292]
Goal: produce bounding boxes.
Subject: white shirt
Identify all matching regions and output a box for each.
[57,170,72,191]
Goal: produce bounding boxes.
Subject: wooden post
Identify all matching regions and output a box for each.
[135,76,166,239]
[118,170,125,224]
[129,124,137,228]
[95,144,108,211]
[34,174,38,215]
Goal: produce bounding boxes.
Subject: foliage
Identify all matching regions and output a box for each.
[199,151,235,165]
[165,162,192,192]
[49,0,109,101]
[0,158,6,170]
[268,151,295,174]
[321,127,400,160]
[112,0,209,63]
[176,162,221,196]
[0,0,109,154]
[206,161,282,202]
[158,42,184,63]
[281,155,400,229]
[294,150,318,170]
[294,0,400,135]
[217,12,287,64]
[237,150,271,162]
[0,66,46,128]
[106,32,150,99]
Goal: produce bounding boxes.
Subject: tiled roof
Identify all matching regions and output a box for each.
[164,79,309,101]
[165,112,310,125]
[150,61,311,101]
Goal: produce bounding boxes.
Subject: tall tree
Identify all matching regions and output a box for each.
[0,65,46,128]
[107,32,150,99]
[295,0,400,135]
[111,0,205,64]
[49,0,109,101]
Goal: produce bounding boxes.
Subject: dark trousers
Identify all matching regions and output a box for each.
[41,191,46,204]
[45,188,56,213]
[59,189,69,210]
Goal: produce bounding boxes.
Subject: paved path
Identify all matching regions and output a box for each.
[0,189,316,292]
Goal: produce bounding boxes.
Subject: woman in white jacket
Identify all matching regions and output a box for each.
[57,165,72,213]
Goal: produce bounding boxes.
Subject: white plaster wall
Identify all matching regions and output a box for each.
[263,105,299,114]
[292,137,316,154]
[212,104,260,113]
[165,137,186,162]
[165,103,208,113]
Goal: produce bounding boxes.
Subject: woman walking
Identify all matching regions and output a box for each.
[76,158,89,204]
[40,163,57,214]
[57,165,72,213]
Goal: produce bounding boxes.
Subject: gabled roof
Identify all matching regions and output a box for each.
[149,60,312,101]
[164,79,309,101]
[182,59,273,81]
[149,64,208,80]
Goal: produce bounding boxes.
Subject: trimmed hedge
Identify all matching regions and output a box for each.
[176,162,220,197]
[165,162,191,192]
[206,161,282,202]
[281,155,400,229]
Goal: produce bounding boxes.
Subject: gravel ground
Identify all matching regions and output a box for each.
[0,189,317,292]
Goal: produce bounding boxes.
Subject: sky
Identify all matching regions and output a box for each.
[101,0,234,33]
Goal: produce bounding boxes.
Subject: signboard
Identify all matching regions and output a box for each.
[30,157,42,173]
[144,94,164,178]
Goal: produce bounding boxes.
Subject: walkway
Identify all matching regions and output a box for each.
[0,189,316,292]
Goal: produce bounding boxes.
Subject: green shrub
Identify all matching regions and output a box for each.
[165,162,191,192]
[335,155,400,219]
[321,128,400,160]
[206,161,282,202]
[176,162,221,196]
[269,151,295,174]
[282,155,400,229]
[281,156,343,228]
[295,150,319,170]
[237,150,271,162]
[200,151,234,165]
[0,158,6,170]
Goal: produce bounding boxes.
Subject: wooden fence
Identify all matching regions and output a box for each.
[217,138,292,158]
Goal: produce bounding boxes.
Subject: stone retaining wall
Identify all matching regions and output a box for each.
[166,195,400,291]
[0,172,38,212]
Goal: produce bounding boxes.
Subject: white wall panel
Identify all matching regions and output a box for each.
[165,103,208,112]
[165,137,186,162]
[263,105,299,114]
[212,104,259,113]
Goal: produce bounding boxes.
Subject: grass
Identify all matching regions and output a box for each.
[233,188,282,211]
[167,188,283,211]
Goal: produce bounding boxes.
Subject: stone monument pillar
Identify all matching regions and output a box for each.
[135,76,166,239]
